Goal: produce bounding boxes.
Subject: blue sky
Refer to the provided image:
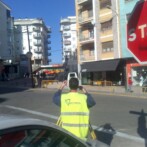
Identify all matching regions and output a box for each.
[2,0,75,64]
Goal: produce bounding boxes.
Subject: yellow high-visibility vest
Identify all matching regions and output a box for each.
[61,92,89,140]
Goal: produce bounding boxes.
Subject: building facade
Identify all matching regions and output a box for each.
[0,1,19,80]
[75,0,124,85]
[60,16,78,74]
[0,1,14,62]
[14,18,51,76]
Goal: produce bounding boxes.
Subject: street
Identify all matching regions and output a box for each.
[0,86,146,147]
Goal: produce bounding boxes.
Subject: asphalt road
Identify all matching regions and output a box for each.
[0,86,146,147]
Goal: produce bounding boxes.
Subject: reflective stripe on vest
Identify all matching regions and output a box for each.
[62,123,89,127]
[61,112,89,116]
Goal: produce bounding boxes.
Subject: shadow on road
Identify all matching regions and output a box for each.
[0,86,29,94]
[0,78,32,94]
[130,109,147,147]
[0,98,7,103]
[94,123,116,146]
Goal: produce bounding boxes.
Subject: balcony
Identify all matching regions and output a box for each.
[60,18,69,23]
[64,48,71,52]
[33,27,40,32]
[48,59,52,62]
[77,0,91,5]
[34,55,42,60]
[47,27,51,33]
[34,42,42,46]
[64,40,71,45]
[78,11,93,24]
[45,40,51,44]
[101,20,112,30]
[63,26,70,30]
[63,33,71,38]
[48,52,51,56]
[34,48,42,53]
[33,34,42,39]
[47,34,51,38]
[79,32,94,44]
[47,47,51,50]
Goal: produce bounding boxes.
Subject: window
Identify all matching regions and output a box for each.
[101,20,112,32]
[0,126,86,147]
[102,41,114,53]
[100,0,112,9]
[6,10,11,18]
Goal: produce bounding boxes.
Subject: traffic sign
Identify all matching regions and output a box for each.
[127,0,147,64]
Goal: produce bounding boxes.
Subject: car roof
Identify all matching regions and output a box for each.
[0,115,55,129]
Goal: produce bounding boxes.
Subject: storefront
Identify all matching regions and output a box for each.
[81,59,126,86]
[126,59,147,86]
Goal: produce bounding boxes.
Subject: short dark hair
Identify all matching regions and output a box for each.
[69,78,79,90]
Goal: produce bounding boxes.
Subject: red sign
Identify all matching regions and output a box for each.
[127,0,147,64]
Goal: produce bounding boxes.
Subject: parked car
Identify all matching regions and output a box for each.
[0,116,108,147]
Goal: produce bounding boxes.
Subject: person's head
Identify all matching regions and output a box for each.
[69,77,79,90]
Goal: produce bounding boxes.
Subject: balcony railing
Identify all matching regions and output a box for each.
[34,42,42,46]
[47,47,51,50]
[63,26,70,30]
[77,0,90,4]
[47,27,51,33]
[33,27,40,32]
[48,53,51,56]
[63,33,71,38]
[64,40,71,45]
[34,55,42,59]
[79,33,94,42]
[47,34,51,38]
[78,11,93,23]
[34,48,42,53]
[33,34,42,39]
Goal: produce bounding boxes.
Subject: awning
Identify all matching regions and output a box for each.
[81,59,120,72]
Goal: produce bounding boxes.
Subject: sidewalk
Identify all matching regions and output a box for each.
[0,78,147,98]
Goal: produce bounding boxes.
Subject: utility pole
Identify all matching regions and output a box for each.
[26,25,34,88]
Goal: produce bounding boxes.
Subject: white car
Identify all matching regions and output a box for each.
[0,116,109,147]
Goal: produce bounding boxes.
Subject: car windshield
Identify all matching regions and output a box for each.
[0,0,147,147]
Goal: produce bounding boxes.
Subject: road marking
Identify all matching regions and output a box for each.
[3,105,144,143]
[4,105,58,120]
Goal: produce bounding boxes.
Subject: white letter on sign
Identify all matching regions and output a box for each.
[128,29,136,42]
[138,24,147,38]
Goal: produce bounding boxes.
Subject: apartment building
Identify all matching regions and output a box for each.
[60,16,78,73]
[75,0,126,85]
[0,1,19,80]
[0,1,14,62]
[14,18,51,75]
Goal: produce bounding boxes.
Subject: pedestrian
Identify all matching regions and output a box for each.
[128,77,133,92]
[52,77,96,141]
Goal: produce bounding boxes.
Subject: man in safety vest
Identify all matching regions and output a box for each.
[53,77,96,141]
